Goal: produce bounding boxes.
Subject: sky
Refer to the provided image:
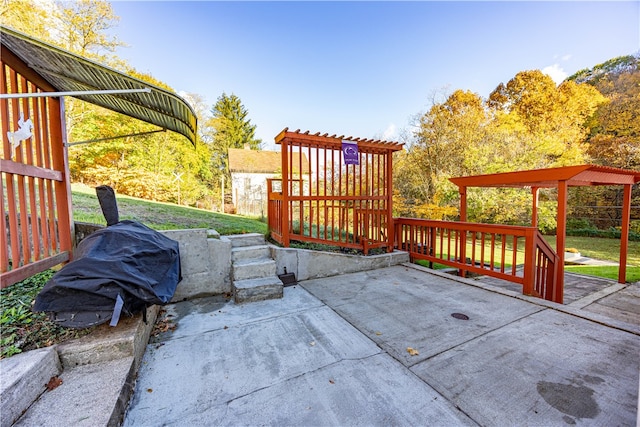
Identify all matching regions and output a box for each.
[109,1,640,150]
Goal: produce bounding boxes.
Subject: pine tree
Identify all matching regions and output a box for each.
[207,93,262,185]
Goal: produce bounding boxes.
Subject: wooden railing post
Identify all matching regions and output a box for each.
[522,228,536,296]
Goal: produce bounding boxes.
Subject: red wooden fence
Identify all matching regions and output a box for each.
[1,49,73,288]
[268,128,403,254]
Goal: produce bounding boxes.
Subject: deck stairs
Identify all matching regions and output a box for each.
[227,233,283,303]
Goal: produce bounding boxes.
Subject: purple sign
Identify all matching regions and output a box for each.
[342,140,359,165]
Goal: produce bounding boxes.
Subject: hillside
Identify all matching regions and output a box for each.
[71,184,267,235]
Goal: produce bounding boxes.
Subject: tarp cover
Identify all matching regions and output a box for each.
[33,220,181,328]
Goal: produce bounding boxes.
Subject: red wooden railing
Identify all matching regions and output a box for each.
[269,129,403,254]
[1,47,73,288]
[394,218,560,303]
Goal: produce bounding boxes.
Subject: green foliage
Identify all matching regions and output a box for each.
[205,93,263,196]
[0,269,95,359]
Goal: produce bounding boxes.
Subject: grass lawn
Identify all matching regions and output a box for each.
[71,183,267,235]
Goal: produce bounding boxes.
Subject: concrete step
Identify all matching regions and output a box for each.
[0,307,158,427]
[0,347,61,427]
[226,233,266,248]
[233,276,284,303]
[233,258,276,281]
[231,244,271,263]
[14,356,135,427]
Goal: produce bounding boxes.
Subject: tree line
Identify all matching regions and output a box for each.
[395,56,639,233]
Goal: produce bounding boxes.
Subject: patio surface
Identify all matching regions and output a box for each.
[124,264,639,426]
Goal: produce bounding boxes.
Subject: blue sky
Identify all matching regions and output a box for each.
[110,1,639,149]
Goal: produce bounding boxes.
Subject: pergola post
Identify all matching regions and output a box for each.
[555,180,568,304]
[619,184,632,284]
[280,137,290,247]
[531,187,539,227]
[458,186,467,277]
[459,186,467,222]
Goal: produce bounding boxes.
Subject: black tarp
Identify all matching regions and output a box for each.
[33,220,181,328]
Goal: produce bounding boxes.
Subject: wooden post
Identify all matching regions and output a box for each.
[281,138,290,247]
[458,186,467,277]
[386,149,394,252]
[618,184,631,284]
[459,186,467,222]
[50,96,74,258]
[531,187,539,228]
[554,180,568,304]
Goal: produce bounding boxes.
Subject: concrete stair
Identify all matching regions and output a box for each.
[0,307,157,427]
[228,234,283,303]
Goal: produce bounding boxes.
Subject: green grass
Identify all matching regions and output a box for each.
[564,265,640,283]
[71,183,267,235]
[543,235,640,266]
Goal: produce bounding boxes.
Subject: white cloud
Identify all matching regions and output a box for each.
[382,123,397,141]
[542,64,568,85]
[561,54,572,62]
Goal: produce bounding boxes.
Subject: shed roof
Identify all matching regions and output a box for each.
[228,148,310,174]
[450,165,640,189]
[1,25,196,145]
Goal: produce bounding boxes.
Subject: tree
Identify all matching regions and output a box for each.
[488,70,605,167]
[54,0,124,59]
[206,93,262,192]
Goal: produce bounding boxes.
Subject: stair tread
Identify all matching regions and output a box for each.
[233,276,284,289]
[233,258,275,266]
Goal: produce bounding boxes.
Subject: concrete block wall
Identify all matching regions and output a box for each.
[160,228,409,301]
[159,229,232,301]
[270,245,410,282]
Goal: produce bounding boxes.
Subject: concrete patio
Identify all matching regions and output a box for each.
[123,264,639,426]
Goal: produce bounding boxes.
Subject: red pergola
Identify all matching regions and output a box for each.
[450,165,640,289]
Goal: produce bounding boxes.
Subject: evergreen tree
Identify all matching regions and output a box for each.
[207,93,262,188]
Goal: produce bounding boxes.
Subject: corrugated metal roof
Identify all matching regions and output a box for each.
[449,165,640,188]
[1,25,196,145]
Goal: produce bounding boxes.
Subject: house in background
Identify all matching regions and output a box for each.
[228,147,309,217]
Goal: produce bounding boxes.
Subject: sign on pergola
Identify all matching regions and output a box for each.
[268,128,403,254]
[450,165,640,294]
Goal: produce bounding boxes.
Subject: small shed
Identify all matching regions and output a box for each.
[228,147,309,217]
[1,25,197,287]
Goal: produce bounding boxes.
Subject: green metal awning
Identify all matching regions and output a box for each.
[0,25,197,145]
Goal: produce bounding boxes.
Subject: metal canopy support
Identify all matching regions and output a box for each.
[68,128,166,146]
[0,88,151,99]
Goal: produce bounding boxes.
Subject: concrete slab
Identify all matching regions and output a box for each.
[410,309,640,426]
[301,265,543,364]
[582,282,640,326]
[184,354,475,426]
[125,283,474,426]
[154,286,324,341]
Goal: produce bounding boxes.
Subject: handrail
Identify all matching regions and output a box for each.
[394,218,561,303]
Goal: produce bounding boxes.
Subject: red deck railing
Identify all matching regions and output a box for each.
[1,47,73,288]
[268,129,403,254]
[394,218,560,303]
